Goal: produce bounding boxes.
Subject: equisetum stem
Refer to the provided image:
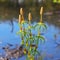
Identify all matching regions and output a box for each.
[40,14,42,22]
[40,7,43,23]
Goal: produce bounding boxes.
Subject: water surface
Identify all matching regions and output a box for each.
[0,6,60,60]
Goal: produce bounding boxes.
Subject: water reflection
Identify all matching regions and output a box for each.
[10,20,14,33]
[0,6,19,20]
[0,6,60,28]
[0,6,60,60]
[9,20,14,33]
[0,20,60,60]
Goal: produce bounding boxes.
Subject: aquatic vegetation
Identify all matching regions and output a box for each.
[17,7,47,60]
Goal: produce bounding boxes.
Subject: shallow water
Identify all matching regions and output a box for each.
[0,20,60,60]
[0,5,60,60]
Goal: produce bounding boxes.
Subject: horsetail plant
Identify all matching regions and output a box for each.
[35,7,47,34]
[17,7,47,60]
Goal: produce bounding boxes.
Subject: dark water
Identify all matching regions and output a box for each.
[0,7,60,60]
